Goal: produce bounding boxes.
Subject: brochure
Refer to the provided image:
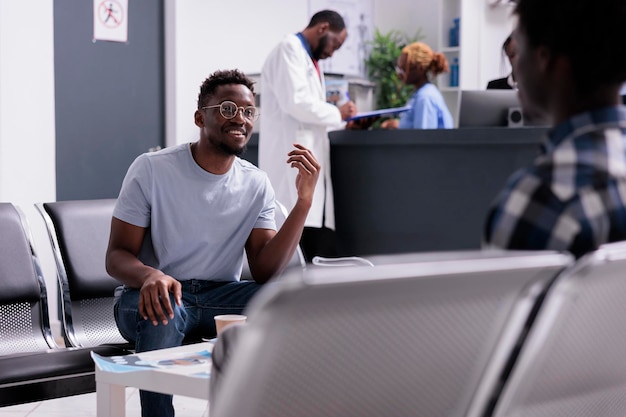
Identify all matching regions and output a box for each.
[91,348,212,375]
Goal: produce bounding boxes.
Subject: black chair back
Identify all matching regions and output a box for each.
[36,199,127,347]
[0,203,55,354]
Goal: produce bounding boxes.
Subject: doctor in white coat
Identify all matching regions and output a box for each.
[259,10,357,262]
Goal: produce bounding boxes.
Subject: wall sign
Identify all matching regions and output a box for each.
[93,0,129,43]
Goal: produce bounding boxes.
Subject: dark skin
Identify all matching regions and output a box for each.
[345,116,378,130]
[301,21,357,120]
[513,24,622,125]
[105,83,320,326]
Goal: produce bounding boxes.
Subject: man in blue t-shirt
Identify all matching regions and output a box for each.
[106,69,320,417]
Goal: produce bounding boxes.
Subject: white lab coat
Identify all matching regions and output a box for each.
[259,34,343,230]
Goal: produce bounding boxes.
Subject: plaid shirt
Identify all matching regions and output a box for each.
[484,106,626,258]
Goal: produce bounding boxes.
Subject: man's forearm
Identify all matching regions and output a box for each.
[106,249,164,289]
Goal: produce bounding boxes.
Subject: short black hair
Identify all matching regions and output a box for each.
[306,10,345,32]
[514,0,626,91]
[197,69,255,109]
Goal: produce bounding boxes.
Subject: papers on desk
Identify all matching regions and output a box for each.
[91,348,212,376]
[345,106,411,122]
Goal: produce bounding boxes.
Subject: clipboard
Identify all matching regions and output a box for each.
[345,106,411,122]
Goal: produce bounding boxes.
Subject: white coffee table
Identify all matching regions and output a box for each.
[93,341,214,417]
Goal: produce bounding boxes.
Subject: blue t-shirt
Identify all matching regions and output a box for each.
[113,143,276,282]
[398,83,453,129]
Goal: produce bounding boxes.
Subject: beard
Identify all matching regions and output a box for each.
[312,35,329,60]
[218,142,246,157]
[208,135,247,157]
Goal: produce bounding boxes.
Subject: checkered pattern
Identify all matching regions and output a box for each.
[484,106,626,258]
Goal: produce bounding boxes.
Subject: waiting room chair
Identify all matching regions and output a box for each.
[490,240,626,417]
[36,199,128,348]
[0,204,55,356]
[0,202,128,407]
[210,250,573,417]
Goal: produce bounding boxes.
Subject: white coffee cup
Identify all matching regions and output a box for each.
[214,314,247,336]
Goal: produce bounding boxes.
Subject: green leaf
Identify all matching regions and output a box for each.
[364,27,424,110]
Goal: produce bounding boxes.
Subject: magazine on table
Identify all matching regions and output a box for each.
[91,347,212,375]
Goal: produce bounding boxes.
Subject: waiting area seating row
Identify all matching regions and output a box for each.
[2,198,626,416]
[211,243,626,417]
[0,202,130,407]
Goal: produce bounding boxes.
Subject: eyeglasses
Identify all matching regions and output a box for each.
[202,100,259,121]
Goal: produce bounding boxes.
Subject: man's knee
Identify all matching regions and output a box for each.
[115,290,187,351]
[135,312,186,351]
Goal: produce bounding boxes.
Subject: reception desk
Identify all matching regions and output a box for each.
[244,127,547,256]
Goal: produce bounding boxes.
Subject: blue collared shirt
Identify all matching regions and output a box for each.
[296,32,313,58]
[484,106,626,258]
[398,83,453,129]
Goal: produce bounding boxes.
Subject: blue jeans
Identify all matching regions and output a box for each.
[114,279,261,417]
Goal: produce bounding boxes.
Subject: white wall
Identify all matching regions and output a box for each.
[0,1,59,336]
[461,0,516,89]
[373,0,438,46]
[167,0,309,146]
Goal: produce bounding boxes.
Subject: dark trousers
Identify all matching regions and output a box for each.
[115,280,261,417]
[300,226,338,263]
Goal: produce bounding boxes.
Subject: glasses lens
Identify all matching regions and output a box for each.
[243,107,257,119]
[220,101,238,118]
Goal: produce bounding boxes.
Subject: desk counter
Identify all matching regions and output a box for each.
[246,127,548,256]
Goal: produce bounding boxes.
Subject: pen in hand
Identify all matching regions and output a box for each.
[341,91,357,120]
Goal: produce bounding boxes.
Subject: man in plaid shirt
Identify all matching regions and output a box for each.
[484,0,626,258]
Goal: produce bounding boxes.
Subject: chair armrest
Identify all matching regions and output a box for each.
[311,256,374,267]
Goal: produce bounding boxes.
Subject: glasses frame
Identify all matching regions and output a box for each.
[202,100,259,121]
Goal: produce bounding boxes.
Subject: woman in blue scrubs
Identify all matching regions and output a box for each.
[382,42,453,129]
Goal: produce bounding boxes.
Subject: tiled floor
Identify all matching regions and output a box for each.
[0,388,209,417]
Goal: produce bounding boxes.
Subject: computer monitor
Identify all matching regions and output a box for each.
[458,90,522,127]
